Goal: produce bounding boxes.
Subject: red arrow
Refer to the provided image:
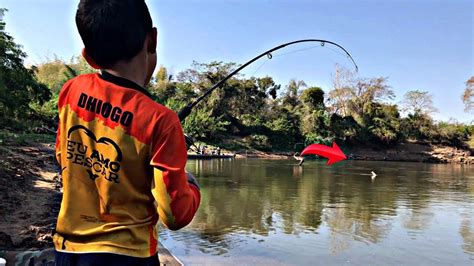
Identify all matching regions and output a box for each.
[300,142,347,165]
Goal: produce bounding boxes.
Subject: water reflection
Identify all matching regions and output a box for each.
[460,211,474,254]
[161,159,474,264]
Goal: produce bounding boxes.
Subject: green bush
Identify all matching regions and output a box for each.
[0,9,51,131]
[247,134,270,150]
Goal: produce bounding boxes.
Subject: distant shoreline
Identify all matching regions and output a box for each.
[194,142,473,164]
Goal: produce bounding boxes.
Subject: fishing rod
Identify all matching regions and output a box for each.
[177,39,359,149]
[178,39,358,122]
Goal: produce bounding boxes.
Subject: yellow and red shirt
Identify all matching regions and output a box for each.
[54,71,200,257]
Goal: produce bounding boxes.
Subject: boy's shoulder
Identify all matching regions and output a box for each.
[62,72,166,111]
[60,73,180,141]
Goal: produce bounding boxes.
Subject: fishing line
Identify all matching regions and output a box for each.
[250,58,270,76]
[272,45,322,58]
[179,39,358,122]
[251,45,353,76]
[250,45,323,76]
[326,46,353,62]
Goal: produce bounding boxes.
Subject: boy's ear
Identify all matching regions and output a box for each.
[81,48,101,69]
[148,27,157,54]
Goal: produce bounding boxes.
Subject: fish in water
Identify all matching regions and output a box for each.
[293,152,304,166]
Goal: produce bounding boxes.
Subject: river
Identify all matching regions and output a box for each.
[159,159,474,265]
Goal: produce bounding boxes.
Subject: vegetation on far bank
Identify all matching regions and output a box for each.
[1,9,473,153]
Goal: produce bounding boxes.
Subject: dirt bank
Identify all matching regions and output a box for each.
[349,143,473,164]
[0,142,61,250]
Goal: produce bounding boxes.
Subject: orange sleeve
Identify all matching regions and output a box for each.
[55,124,61,166]
[150,115,201,230]
[55,78,73,166]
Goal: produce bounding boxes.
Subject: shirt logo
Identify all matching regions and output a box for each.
[66,125,122,184]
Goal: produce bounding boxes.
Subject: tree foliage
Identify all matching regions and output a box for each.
[30,56,97,122]
[24,59,471,150]
[0,9,50,129]
[401,112,436,140]
[462,76,474,113]
[301,86,325,110]
[401,90,437,115]
[2,10,470,151]
[364,103,401,145]
[328,66,395,125]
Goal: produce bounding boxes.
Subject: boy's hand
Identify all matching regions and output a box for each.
[186,172,199,190]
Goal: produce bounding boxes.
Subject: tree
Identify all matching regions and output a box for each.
[257,76,280,100]
[149,66,180,103]
[300,87,332,144]
[401,90,437,115]
[0,9,50,128]
[182,105,229,139]
[153,65,172,90]
[264,108,302,148]
[156,65,171,82]
[328,65,394,121]
[172,62,281,136]
[362,103,401,145]
[327,86,353,116]
[69,55,96,75]
[301,87,325,110]
[400,112,436,140]
[348,77,395,121]
[329,114,360,142]
[32,56,96,122]
[282,79,306,110]
[35,59,69,94]
[301,109,333,145]
[462,76,474,113]
[327,64,355,116]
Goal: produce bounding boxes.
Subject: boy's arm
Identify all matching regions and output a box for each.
[55,79,71,168]
[150,116,201,230]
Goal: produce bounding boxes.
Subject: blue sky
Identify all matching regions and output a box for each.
[2,0,473,122]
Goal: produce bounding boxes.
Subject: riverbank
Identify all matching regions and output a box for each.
[0,133,472,264]
[0,135,471,245]
[348,142,473,164]
[0,141,61,250]
[219,142,473,164]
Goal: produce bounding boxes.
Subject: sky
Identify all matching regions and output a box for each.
[2,0,473,122]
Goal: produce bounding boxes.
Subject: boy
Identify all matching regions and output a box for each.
[54,0,201,265]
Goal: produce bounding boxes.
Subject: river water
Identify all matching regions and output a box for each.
[159,159,474,265]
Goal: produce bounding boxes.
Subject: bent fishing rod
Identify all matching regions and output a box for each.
[177,39,358,150]
[178,39,358,122]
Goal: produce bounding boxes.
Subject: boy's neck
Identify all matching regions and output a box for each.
[103,58,147,87]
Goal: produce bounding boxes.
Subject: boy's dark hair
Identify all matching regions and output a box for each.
[76,0,153,68]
